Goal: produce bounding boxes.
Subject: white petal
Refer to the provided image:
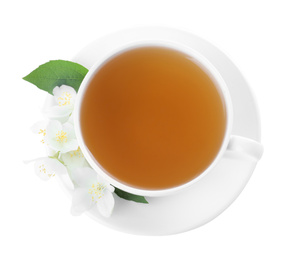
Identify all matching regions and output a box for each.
[45,120,77,153]
[45,146,57,157]
[96,174,114,192]
[42,94,57,111]
[30,121,48,134]
[46,120,62,135]
[59,139,79,154]
[42,92,71,123]
[61,147,88,170]
[44,120,63,152]
[61,122,78,153]
[34,157,67,181]
[57,166,75,190]
[31,121,48,144]
[67,113,74,125]
[53,85,76,98]
[96,190,115,218]
[71,167,98,188]
[44,105,72,122]
[53,85,76,107]
[107,184,115,193]
[71,187,92,216]
[62,122,76,139]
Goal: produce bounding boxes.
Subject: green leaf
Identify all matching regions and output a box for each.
[23,60,88,94]
[114,187,148,204]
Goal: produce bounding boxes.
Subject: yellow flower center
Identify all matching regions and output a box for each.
[58,92,72,106]
[38,129,46,136]
[70,147,83,158]
[56,130,67,143]
[39,164,55,178]
[38,129,46,144]
[88,182,106,203]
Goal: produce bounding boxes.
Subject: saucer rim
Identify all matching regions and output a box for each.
[58,27,263,235]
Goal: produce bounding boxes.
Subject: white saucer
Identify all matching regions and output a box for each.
[61,27,262,235]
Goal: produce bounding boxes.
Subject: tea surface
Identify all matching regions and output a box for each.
[81,46,226,190]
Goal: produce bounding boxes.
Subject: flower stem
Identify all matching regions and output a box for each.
[49,151,64,165]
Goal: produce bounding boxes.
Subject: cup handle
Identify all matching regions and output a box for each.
[227,135,263,162]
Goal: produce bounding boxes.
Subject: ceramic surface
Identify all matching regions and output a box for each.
[57,28,262,235]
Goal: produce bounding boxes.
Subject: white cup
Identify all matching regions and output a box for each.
[74,41,263,197]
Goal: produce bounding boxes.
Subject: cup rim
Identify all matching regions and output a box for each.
[74,40,233,197]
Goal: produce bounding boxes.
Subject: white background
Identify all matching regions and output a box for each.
[1,0,294,259]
